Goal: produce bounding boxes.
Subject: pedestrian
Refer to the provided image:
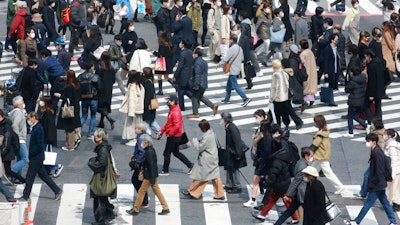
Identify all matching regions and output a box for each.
[88,128,117,224]
[129,38,152,72]
[293,10,308,46]
[0,152,17,202]
[309,115,345,194]
[220,112,247,194]
[154,0,172,34]
[0,109,26,185]
[263,8,285,64]
[383,129,400,211]
[55,37,71,71]
[20,27,39,67]
[299,39,318,109]
[121,20,138,59]
[220,4,232,59]
[82,25,103,65]
[77,62,100,140]
[254,3,272,58]
[279,0,294,44]
[55,70,82,151]
[31,11,49,51]
[369,27,384,61]
[295,0,308,17]
[19,112,63,201]
[343,66,367,137]
[232,24,253,89]
[187,48,218,118]
[207,0,222,63]
[287,45,305,106]
[172,6,195,66]
[39,98,63,178]
[358,31,370,62]
[382,21,396,73]
[274,147,313,225]
[344,133,398,225]
[201,0,212,46]
[128,123,150,208]
[309,6,324,55]
[342,0,360,46]
[68,0,86,59]
[152,32,174,95]
[103,0,115,35]
[181,119,225,200]
[174,39,194,111]
[108,34,127,95]
[269,59,290,129]
[142,67,161,136]
[116,0,131,35]
[55,0,69,40]
[157,95,193,175]
[126,134,170,216]
[42,0,58,43]
[218,35,252,107]
[5,0,17,52]
[302,166,327,225]
[8,0,28,64]
[345,44,363,84]
[20,58,40,113]
[96,52,116,130]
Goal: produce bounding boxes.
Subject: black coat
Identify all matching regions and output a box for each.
[142,79,157,121]
[303,179,326,225]
[310,15,324,42]
[234,0,253,20]
[345,74,366,107]
[238,33,251,63]
[121,31,138,54]
[142,145,158,184]
[322,44,342,90]
[39,110,57,146]
[366,57,386,100]
[369,39,384,61]
[174,48,193,87]
[288,58,304,104]
[173,16,195,45]
[0,119,17,162]
[57,84,81,132]
[153,45,174,74]
[346,55,362,82]
[20,67,40,103]
[280,3,294,42]
[224,122,247,171]
[170,6,179,33]
[367,146,387,192]
[42,6,58,42]
[264,148,291,193]
[156,7,171,33]
[97,68,115,114]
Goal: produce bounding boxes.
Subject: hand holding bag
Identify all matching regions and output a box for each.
[89,154,117,196]
[324,192,341,222]
[61,98,75,118]
[319,79,334,103]
[154,57,167,72]
[148,94,159,110]
[43,145,57,166]
[179,132,192,150]
[270,27,286,43]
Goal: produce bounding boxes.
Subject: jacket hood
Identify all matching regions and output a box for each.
[373,128,385,136]
[272,148,292,162]
[284,68,294,76]
[0,118,13,127]
[351,74,366,85]
[316,130,329,138]
[17,8,27,16]
[241,18,252,25]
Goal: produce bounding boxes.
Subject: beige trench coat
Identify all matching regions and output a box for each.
[300,49,318,95]
[382,30,396,73]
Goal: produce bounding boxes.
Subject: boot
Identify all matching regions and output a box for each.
[245,78,253,90]
[106,115,115,130]
[133,9,139,22]
[157,80,163,95]
[97,120,105,128]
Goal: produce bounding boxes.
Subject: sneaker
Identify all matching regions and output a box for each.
[87,136,94,140]
[355,125,366,130]
[334,187,345,195]
[54,165,64,177]
[343,219,358,225]
[158,209,170,215]
[141,202,150,208]
[242,98,252,107]
[389,223,398,225]
[342,133,354,138]
[126,209,139,216]
[74,139,81,149]
[353,193,366,199]
[221,99,231,104]
[252,213,267,221]
[243,199,256,208]
[213,196,225,200]
[125,140,137,146]
[61,146,75,151]
[159,171,169,176]
[287,220,299,224]
[55,190,63,200]
[3,175,14,185]
[71,57,78,61]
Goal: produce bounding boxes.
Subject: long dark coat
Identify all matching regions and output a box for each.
[97,68,115,114]
[280,3,294,42]
[40,110,57,146]
[42,6,58,42]
[224,122,247,171]
[56,84,81,132]
[322,44,342,90]
[366,57,386,100]
[142,79,156,122]
[303,179,327,225]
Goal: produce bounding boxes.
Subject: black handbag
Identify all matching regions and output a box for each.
[244,61,256,78]
[320,87,334,103]
[178,132,191,150]
[216,138,227,167]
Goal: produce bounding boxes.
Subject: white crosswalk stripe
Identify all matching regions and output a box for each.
[7,183,398,225]
[1,42,400,142]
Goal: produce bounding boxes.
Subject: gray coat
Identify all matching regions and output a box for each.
[295,17,308,46]
[190,130,220,181]
[286,159,307,203]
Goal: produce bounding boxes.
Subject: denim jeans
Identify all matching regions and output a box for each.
[144,119,161,134]
[12,143,29,175]
[355,189,397,224]
[275,198,302,225]
[360,167,369,197]
[224,75,247,101]
[0,178,14,201]
[348,106,367,134]
[81,99,98,136]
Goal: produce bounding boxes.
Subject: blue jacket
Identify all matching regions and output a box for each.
[57,49,71,71]
[29,122,46,161]
[134,133,145,164]
[37,56,65,83]
[192,56,208,90]
[368,146,387,192]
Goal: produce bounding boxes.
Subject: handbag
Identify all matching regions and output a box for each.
[324,193,341,222]
[89,154,117,196]
[319,80,334,103]
[43,145,57,166]
[335,3,345,12]
[179,132,192,150]
[270,27,286,44]
[148,94,159,110]
[216,138,227,167]
[244,61,256,78]
[223,47,241,73]
[154,57,167,72]
[61,98,74,118]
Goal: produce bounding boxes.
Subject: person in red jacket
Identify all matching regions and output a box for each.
[8,0,27,64]
[157,95,193,176]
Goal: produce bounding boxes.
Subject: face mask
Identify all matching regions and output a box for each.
[383,134,389,141]
[178,1,183,6]
[232,31,239,35]
[354,3,359,8]
[303,177,309,182]
[255,118,263,124]
[370,124,375,130]
[280,12,284,17]
[51,3,55,7]
[377,33,382,38]
[27,120,33,126]
[216,1,221,7]
[22,103,26,109]
[39,101,45,107]
[308,157,314,162]
[272,134,280,138]
[167,102,172,108]
[228,10,232,14]
[141,143,146,149]
[116,41,122,46]
[30,33,35,39]
[265,9,271,14]
[129,26,135,31]
[365,142,371,149]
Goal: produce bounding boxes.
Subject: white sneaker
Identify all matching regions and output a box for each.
[53,165,64,177]
[276,197,284,206]
[334,187,345,195]
[125,140,137,146]
[367,125,371,134]
[342,133,354,138]
[243,199,256,208]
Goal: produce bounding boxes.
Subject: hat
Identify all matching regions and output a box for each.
[168,94,178,102]
[302,166,319,177]
[31,13,43,23]
[289,44,299,54]
[13,0,27,8]
[55,37,66,45]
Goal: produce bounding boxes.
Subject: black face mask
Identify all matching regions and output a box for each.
[377,33,382,38]
[167,102,172,108]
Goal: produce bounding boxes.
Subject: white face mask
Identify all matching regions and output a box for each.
[232,30,239,35]
[39,101,45,107]
[178,1,183,6]
[303,177,309,182]
[30,33,35,39]
[22,103,26,109]
[216,1,221,7]
[129,26,135,31]
[354,3,359,8]
[27,120,33,126]
[383,134,389,141]
[272,133,280,138]
[365,142,371,149]
[51,3,55,7]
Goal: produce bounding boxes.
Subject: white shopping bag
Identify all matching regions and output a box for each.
[269,102,277,124]
[43,145,57,166]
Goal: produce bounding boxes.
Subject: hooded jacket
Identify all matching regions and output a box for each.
[310,130,331,161]
[8,8,27,40]
[345,73,366,107]
[264,148,292,193]
[384,138,400,178]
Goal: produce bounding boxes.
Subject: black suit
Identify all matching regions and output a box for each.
[238,33,253,88]
[368,39,384,61]
[322,44,342,90]
[174,48,194,111]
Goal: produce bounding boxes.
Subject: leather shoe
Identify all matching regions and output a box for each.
[186,114,199,118]
[181,190,195,199]
[227,188,242,193]
[212,104,218,115]
[328,102,338,106]
[126,209,139,216]
[213,196,225,200]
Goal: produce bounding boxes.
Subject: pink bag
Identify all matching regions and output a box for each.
[154,57,167,72]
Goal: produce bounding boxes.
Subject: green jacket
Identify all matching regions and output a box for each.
[187,4,202,32]
[7,0,16,28]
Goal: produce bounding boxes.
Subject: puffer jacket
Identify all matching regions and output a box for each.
[345,73,366,107]
[159,104,183,137]
[8,8,27,40]
[255,12,271,40]
[0,118,17,162]
[384,138,400,177]
[270,69,289,103]
[264,148,292,193]
[310,130,331,161]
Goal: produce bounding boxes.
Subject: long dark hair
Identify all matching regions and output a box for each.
[66,70,80,90]
[386,129,400,142]
[127,70,142,88]
[99,52,113,71]
[158,32,173,50]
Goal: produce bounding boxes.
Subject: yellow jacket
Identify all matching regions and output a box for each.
[312,130,331,161]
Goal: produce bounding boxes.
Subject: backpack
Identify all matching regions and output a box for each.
[287,141,300,177]
[79,73,96,99]
[61,6,71,25]
[78,49,88,69]
[8,69,26,95]
[384,154,393,182]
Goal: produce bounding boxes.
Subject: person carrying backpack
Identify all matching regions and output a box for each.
[77,61,100,140]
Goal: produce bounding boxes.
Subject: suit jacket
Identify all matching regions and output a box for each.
[173,16,195,45]
[322,44,342,90]
[174,48,194,87]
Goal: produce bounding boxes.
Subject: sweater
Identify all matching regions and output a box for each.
[9,108,27,142]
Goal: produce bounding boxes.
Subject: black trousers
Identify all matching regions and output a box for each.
[274,100,303,127]
[68,25,84,55]
[3,160,25,182]
[162,137,192,172]
[131,167,149,205]
[23,158,61,199]
[93,196,114,223]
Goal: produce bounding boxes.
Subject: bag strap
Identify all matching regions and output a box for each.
[325,191,332,204]
[66,98,70,106]
[229,45,241,64]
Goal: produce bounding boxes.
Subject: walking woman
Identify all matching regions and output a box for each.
[255,3,272,58]
[55,70,82,151]
[342,0,360,46]
[382,21,396,73]
[96,52,116,130]
[120,70,145,146]
[201,0,212,46]
[181,119,225,200]
[126,134,170,216]
[309,115,345,194]
[302,166,327,225]
[88,128,117,224]
[263,8,285,64]
[142,67,161,135]
[152,32,174,95]
[383,129,400,211]
[129,38,152,72]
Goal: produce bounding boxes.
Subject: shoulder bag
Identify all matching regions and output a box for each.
[89,154,118,196]
[148,94,159,110]
[223,47,240,73]
[270,27,286,44]
[61,98,75,118]
[43,144,57,166]
[324,192,341,222]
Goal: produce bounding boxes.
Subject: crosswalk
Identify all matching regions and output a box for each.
[1,41,400,142]
[2,183,399,225]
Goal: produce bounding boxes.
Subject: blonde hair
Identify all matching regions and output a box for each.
[272,59,281,69]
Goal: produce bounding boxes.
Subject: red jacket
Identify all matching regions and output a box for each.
[159,104,183,137]
[8,8,27,40]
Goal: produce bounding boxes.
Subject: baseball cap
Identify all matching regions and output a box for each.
[168,94,178,102]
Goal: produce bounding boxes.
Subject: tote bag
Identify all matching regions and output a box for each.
[90,155,117,196]
[61,98,74,118]
[270,27,286,43]
[43,145,57,166]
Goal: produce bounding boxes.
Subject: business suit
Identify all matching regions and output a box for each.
[173,15,195,66]
[238,32,253,88]
[321,43,342,105]
[174,47,194,111]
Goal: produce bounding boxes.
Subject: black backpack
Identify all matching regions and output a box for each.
[287,141,300,177]
[384,154,393,182]
[79,73,96,99]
